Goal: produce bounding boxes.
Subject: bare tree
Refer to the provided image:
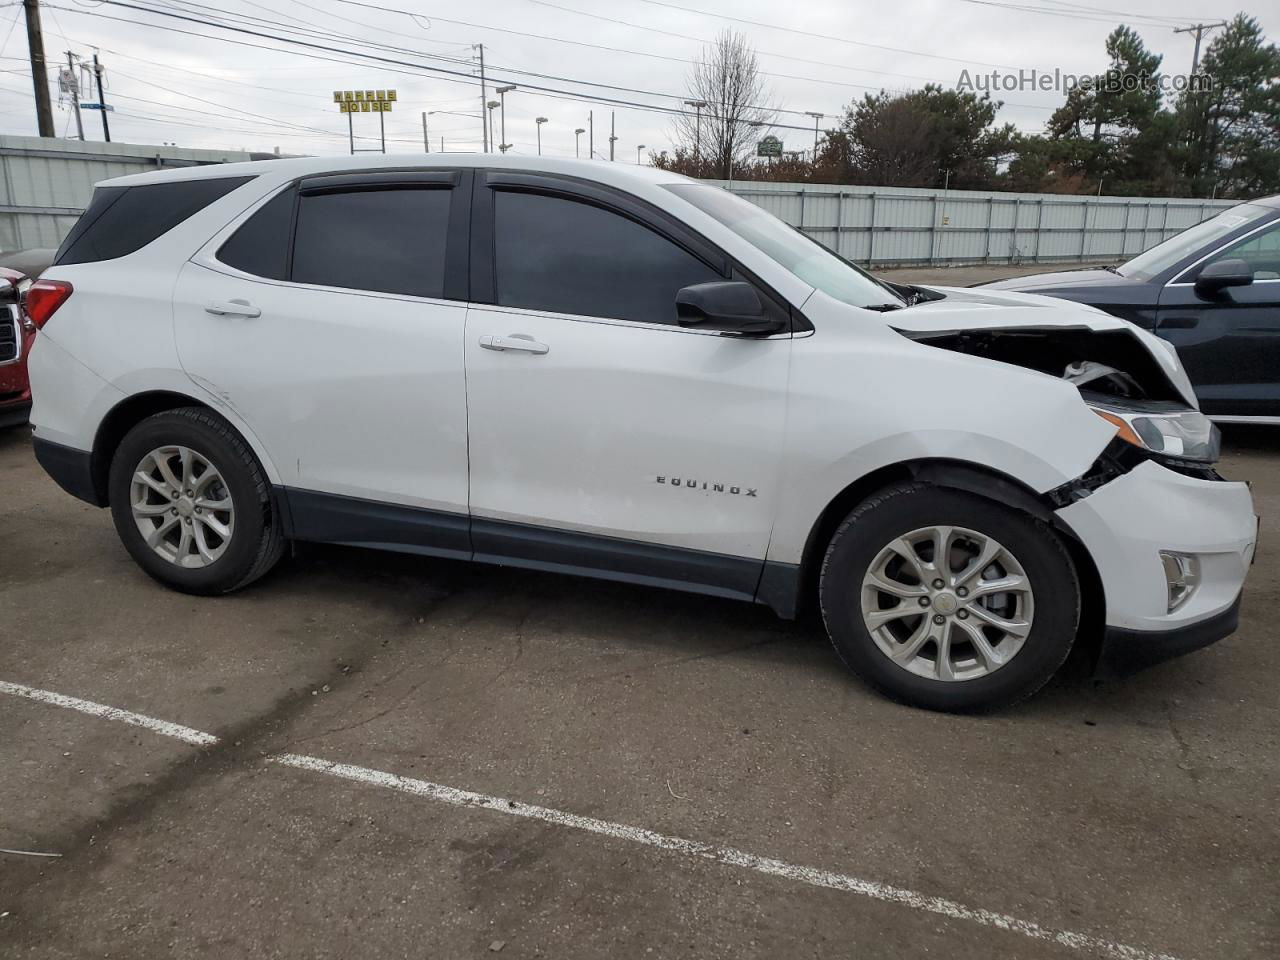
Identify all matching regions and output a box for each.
[672,30,775,179]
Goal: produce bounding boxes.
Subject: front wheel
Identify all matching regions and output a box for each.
[819,483,1079,712]
[108,407,285,595]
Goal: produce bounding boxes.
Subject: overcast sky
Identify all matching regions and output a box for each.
[0,0,1270,161]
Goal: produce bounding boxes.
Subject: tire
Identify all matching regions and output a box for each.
[108,407,286,595]
[819,482,1079,712]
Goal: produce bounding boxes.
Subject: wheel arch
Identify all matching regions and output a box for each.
[88,390,285,512]
[771,458,1105,659]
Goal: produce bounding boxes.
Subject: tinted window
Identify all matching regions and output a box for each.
[56,176,253,265]
[291,188,450,298]
[1121,203,1274,282]
[217,187,295,280]
[493,190,721,323]
[1208,221,1280,280]
[667,182,904,310]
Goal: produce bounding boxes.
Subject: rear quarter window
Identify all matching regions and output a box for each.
[55,176,254,266]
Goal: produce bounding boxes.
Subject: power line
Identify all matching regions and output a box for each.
[628,0,1029,69]
[993,0,1215,26]
[527,0,942,88]
[954,0,1202,28]
[50,0,840,133]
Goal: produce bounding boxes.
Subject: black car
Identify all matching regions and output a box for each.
[983,194,1280,422]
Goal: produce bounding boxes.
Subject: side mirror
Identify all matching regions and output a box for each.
[675,281,784,336]
[1195,258,1253,293]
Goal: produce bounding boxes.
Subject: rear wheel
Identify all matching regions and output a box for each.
[108,407,285,594]
[819,482,1079,712]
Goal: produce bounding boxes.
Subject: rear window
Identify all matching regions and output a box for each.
[55,176,254,266]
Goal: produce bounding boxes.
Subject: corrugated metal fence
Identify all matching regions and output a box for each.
[0,136,1237,268]
[0,135,260,251]
[715,180,1235,267]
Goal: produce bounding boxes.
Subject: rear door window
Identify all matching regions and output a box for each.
[56,176,253,265]
[290,187,451,298]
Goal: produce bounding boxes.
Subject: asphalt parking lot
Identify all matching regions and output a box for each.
[2,275,1278,959]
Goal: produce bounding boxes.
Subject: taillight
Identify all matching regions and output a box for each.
[25,279,73,329]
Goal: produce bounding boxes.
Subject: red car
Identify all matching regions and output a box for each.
[0,267,36,428]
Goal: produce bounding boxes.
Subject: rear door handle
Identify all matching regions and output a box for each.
[479,334,549,355]
[204,299,261,318]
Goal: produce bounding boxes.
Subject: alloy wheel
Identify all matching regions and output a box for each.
[860,525,1034,682]
[130,445,235,568]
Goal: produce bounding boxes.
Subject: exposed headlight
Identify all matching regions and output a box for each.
[1088,400,1220,463]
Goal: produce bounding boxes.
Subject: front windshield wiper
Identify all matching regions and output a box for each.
[1102,264,1121,274]
[864,302,905,312]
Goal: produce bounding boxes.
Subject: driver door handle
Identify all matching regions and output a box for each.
[204,299,261,318]
[479,334,549,355]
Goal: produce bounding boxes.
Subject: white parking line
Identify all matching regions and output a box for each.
[0,680,218,746]
[2,680,1181,960]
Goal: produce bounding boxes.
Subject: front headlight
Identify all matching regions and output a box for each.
[1088,400,1220,463]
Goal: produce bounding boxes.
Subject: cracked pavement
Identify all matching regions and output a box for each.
[1,412,1278,959]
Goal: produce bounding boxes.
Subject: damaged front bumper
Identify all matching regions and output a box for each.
[1055,459,1257,672]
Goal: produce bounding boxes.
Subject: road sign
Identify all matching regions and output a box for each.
[756,135,782,158]
[79,102,115,112]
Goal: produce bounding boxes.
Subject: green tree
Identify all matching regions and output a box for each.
[1044,25,1167,192]
[1175,14,1280,197]
[831,85,1014,188]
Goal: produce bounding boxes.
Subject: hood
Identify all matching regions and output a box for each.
[887,284,1131,334]
[978,268,1127,291]
[886,286,1198,408]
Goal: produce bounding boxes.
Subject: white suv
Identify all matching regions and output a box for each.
[26,155,1258,711]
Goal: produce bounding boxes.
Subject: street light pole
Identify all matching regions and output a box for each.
[535,116,547,155]
[495,84,515,153]
[574,127,584,158]
[588,111,594,159]
[684,100,706,163]
[486,100,500,155]
[609,111,616,161]
[805,111,824,160]
[421,111,428,152]
[636,144,646,165]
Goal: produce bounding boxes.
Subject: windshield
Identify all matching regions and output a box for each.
[666,183,905,310]
[1119,203,1275,281]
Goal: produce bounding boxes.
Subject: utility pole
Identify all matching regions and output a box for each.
[474,43,489,152]
[92,52,110,142]
[23,0,54,137]
[609,111,616,161]
[574,126,584,158]
[535,116,546,156]
[805,111,824,160]
[1173,21,1227,76]
[422,111,428,152]
[64,51,84,140]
